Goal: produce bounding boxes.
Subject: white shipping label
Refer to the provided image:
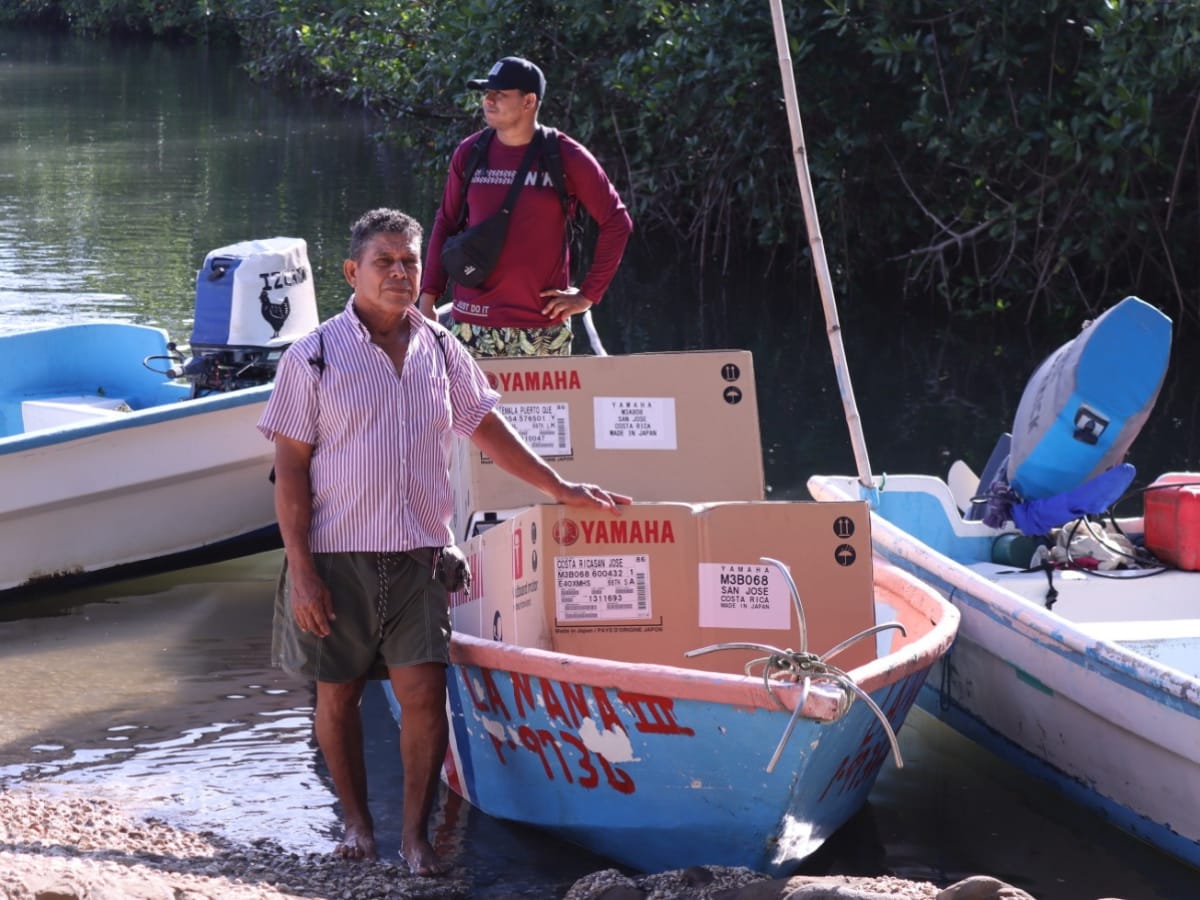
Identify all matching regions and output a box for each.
[497,402,571,456]
[555,554,652,621]
[593,397,677,450]
[698,563,792,630]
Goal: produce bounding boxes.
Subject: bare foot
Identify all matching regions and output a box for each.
[401,837,450,876]
[334,823,377,861]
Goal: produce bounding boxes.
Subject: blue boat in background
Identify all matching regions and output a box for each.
[0,236,315,596]
[807,298,1200,869]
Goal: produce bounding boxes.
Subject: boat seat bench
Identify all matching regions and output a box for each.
[20,395,133,431]
[970,561,1200,675]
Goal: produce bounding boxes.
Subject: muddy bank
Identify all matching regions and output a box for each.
[0,787,1042,900]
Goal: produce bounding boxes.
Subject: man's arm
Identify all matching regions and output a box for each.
[273,433,336,636]
[419,291,440,319]
[564,137,633,306]
[470,410,631,512]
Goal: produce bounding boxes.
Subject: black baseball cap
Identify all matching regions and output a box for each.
[467,57,546,99]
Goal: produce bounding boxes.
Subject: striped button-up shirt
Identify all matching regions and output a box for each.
[257,299,499,552]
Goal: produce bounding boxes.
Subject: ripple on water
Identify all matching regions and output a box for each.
[0,556,343,854]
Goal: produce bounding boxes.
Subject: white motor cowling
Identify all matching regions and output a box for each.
[180,236,319,393]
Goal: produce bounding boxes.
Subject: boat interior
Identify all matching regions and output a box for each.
[856,474,1199,678]
[1,323,189,437]
[446,501,953,679]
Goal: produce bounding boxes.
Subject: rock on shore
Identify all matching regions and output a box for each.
[0,787,1039,900]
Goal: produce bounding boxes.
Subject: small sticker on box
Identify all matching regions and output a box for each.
[593,397,677,450]
[497,402,571,456]
[698,563,791,630]
[555,554,652,621]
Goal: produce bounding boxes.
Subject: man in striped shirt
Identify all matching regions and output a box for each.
[258,208,629,876]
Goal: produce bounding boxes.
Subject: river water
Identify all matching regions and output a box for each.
[1,24,1198,900]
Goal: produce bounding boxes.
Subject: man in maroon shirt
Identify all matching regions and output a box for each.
[419,56,632,356]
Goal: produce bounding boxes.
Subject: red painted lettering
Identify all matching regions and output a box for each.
[618,692,695,736]
[538,728,574,783]
[487,731,509,764]
[539,678,570,727]
[597,754,636,795]
[519,725,555,780]
[818,730,889,801]
[561,731,600,789]
[559,682,588,730]
[881,674,923,723]
[591,687,624,733]
[481,669,511,721]
[511,672,535,718]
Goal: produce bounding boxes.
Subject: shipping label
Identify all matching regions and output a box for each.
[593,397,677,450]
[497,402,571,456]
[698,562,791,629]
[555,554,652,621]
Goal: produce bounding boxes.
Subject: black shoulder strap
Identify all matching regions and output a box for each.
[538,127,579,270]
[269,326,325,485]
[307,327,326,375]
[433,327,450,373]
[499,130,545,216]
[539,126,570,217]
[453,128,496,233]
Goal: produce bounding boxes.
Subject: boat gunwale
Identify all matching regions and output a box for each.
[449,558,958,715]
[808,474,1200,712]
[0,381,273,455]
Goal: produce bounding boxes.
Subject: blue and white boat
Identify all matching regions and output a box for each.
[808,467,1200,869]
[806,297,1200,868]
[439,517,958,874]
[0,237,316,596]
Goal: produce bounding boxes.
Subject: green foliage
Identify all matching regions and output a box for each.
[7,0,1200,326]
[824,1,1200,323]
[0,0,236,37]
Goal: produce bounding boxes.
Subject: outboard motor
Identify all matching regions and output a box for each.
[172,236,319,395]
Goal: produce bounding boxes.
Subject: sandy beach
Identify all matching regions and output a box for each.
[0,785,982,900]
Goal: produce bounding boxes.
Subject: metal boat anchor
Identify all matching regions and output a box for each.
[686,556,907,773]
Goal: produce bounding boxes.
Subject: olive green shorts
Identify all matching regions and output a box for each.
[271,551,450,683]
[449,320,573,357]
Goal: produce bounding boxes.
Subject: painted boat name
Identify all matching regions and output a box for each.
[462,667,695,795]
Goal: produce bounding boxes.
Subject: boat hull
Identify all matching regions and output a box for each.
[440,562,957,874]
[1,386,277,594]
[808,473,1200,868]
[0,322,279,595]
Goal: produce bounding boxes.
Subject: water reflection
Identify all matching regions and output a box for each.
[0,552,343,852]
[0,27,425,341]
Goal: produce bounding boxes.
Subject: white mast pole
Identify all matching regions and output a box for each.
[767,0,876,492]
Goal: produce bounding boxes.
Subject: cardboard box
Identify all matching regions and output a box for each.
[451,351,764,541]
[454,500,877,674]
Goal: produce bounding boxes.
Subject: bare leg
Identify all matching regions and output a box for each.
[389,662,451,876]
[314,676,377,860]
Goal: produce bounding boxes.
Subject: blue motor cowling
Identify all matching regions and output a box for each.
[1007,296,1171,500]
[177,236,319,394]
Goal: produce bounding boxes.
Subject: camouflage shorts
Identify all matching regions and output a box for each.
[449,320,573,357]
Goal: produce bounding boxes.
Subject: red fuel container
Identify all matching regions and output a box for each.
[1144,472,1200,570]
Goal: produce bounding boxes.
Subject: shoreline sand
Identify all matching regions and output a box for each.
[0,786,1034,900]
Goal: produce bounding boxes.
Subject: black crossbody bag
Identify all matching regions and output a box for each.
[440,129,545,287]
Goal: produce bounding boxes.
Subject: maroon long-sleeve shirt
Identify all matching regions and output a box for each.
[421,128,632,329]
